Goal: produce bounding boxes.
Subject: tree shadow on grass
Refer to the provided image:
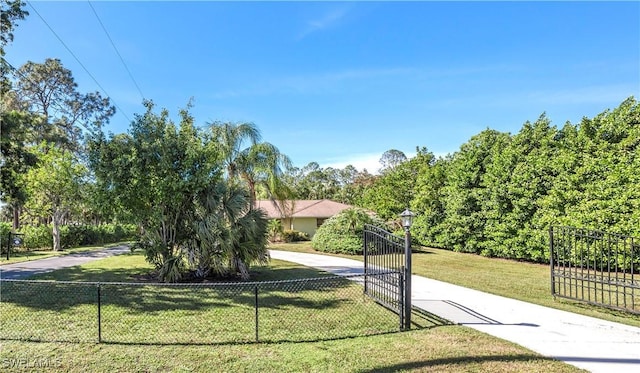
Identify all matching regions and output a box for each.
[0,271,358,314]
[360,354,568,373]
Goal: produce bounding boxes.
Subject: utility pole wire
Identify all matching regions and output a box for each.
[87,0,145,100]
[26,0,131,123]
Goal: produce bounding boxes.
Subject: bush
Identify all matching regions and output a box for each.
[312,208,387,255]
[19,225,52,250]
[14,223,138,251]
[0,222,12,250]
[266,219,284,242]
[282,230,310,243]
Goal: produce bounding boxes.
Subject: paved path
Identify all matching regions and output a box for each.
[270,250,640,373]
[0,245,130,280]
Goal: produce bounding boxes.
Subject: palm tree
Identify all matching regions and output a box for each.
[186,180,269,280]
[208,121,293,208]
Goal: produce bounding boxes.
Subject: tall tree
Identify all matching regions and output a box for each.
[0,0,28,94]
[12,58,115,151]
[0,110,38,228]
[90,102,270,281]
[439,129,510,253]
[89,101,218,280]
[379,149,407,173]
[23,143,87,251]
[360,147,432,222]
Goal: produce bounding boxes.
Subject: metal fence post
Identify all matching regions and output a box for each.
[549,226,555,298]
[97,284,102,343]
[363,227,368,295]
[403,227,412,330]
[6,231,11,260]
[398,270,405,331]
[254,285,259,342]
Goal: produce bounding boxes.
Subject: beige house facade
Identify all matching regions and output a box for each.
[254,199,353,238]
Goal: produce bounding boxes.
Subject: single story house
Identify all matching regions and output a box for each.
[254,199,353,238]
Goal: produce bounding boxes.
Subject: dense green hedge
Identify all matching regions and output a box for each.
[1,223,137,251]
[312,208,387,255]
[357,97,639,263]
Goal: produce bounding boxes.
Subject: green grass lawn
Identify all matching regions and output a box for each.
[270,242,640,328]
[0,249,584,372]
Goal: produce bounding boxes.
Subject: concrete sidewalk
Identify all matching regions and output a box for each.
[0,245,130,280]
[270,250,640,373]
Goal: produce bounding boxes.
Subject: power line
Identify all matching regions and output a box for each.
[26,0,131,123]
[87,0,145,100]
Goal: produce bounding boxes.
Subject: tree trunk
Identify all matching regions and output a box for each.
[52,209,63,251]
[12,204,20,230]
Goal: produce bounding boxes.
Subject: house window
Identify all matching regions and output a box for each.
[317,218,327,228]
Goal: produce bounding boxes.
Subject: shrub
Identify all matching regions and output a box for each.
[266,219,284,242]
[19,225,52,250]
[312,208,387,255]
[282,229,310,243]
[15,223,138,251]
[0,222,12,250]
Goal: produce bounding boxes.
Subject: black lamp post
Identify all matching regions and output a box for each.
[399,208,414,330]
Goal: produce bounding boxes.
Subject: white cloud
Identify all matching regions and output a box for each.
[297,7,349,40]
[321,153,383,174]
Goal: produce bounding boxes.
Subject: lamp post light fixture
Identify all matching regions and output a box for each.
[399,208,414,330]
[400,209,415,231]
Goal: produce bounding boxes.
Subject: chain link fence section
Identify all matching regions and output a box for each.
[0,275,401,344]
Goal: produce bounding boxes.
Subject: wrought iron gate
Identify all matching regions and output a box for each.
[363,224,412,330]
[550,226,640,314]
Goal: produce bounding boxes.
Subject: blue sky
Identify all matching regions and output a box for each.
[7,1,640,172]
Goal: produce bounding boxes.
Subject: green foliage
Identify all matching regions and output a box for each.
[19,225,52,250]
[59,224,137,249]
[0,110,38,207]
[23,143,87,251]
[90,102,272,281]
[0,221,11,248]
[12,58,114,152]
[408,97,640,263]
[312,208,386,254]
[281,229,309,243]
[266,219,284,242]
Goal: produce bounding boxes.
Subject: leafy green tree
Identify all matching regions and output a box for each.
[90,102,270,281]
[541,97,640,237]
[411,156,448,246]
[23,143,87,251]
[439,129,510,253]
[0,110,38,228]
[482,115,559,261]
[0,0,28,94]
[360,147,432,222]
[89,101,220,281]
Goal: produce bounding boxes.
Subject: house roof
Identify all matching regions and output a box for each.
[254,199,353,219]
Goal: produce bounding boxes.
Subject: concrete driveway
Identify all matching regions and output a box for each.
[270,250,640,373]
[0,245,130,280]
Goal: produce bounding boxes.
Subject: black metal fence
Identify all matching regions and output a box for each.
[550,226,640,314]
[363,224,411,329]
[0,274,405,344]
